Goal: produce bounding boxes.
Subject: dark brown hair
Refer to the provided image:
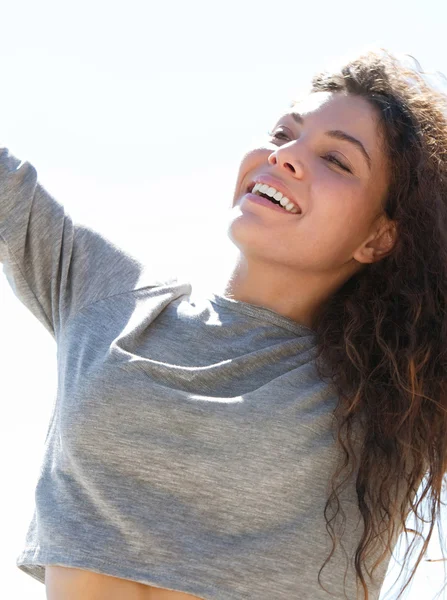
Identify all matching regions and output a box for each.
[310,50,447,598]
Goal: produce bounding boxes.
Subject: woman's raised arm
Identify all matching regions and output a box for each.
[0,146,157,342]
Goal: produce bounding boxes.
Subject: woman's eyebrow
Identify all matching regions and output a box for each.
[289,111,372,171]
[326,130,372,171]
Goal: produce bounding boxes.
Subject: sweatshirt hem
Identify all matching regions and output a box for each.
[16,546,234,600]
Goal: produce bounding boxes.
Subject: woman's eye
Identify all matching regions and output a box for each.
[266,132,353,174]
[267,129,290,141]
[323,154,352,173]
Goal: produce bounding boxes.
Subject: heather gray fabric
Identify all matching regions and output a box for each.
[0,147,397,599]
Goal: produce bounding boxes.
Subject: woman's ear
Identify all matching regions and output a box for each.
[354,216,398,264]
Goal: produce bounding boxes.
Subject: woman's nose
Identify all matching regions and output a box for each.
[267,145,305,179]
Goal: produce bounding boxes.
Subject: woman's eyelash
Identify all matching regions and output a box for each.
[323,154,352,173]
[268,129,289,140]
[267,130,352,174]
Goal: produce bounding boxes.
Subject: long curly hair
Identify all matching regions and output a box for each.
[308,50,447,598]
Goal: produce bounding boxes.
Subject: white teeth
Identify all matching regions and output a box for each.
[251,181,300,214]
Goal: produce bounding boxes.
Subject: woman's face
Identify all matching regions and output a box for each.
[229,91,391,276]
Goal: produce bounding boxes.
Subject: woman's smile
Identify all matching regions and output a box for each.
[242,191,303,214]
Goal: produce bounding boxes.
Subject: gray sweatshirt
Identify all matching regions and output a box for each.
[0,147,398,599]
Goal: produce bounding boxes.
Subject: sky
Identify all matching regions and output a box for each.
[0,0,447,598]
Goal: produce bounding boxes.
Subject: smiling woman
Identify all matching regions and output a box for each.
[1,49,447,600]
[227,89,393,329]
[222,53,447,596]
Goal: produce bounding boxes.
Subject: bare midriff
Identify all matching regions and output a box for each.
[45,566,205,600]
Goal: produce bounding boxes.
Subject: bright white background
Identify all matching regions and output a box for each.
[0,1,446,598]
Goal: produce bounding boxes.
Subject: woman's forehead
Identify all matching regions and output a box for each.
[289,91,335,116]
[280,92,377,128]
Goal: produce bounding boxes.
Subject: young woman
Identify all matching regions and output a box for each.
[1,49,446,600]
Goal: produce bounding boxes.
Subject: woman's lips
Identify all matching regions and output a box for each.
[243,192,301,215]
[246,178,302,213]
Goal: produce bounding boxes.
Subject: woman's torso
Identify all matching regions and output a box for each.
[45,566,204,600]
[27,288,370,598]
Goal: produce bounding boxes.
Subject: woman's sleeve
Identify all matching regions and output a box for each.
[0,146,152,341]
